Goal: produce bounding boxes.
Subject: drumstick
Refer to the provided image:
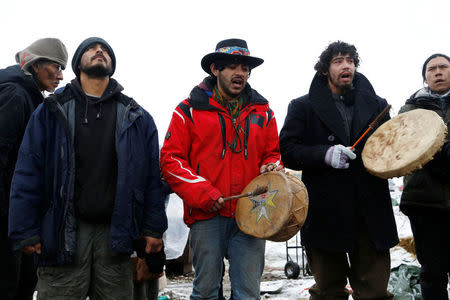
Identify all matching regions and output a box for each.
[350,104,391,151]
[223,185,269,202]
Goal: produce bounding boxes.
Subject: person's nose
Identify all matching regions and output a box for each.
[342,60,351,70]
[94,44,103,53]
[56,71,63,80]
[235,65,247,76]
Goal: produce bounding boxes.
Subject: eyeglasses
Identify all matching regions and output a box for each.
[51,63,63,73]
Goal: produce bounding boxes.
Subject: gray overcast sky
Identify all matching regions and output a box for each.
[1,0,449,144]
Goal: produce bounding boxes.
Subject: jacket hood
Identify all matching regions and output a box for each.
[405,87,450,109]
[0,65,41,97]
[44,77,136,127]
[72,78,127,125]
[69,77,124,103]
[188,75,268,110]
[410,87,429,99]
[45,77,132,107]
[406,87,450,101]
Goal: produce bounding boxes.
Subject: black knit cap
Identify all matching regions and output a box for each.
[71,37,116,77]
[201,38,263,75]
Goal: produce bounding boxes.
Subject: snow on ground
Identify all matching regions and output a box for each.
[31,190,421,300]
[160,205,418,300]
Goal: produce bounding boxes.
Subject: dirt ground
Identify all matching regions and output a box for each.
[160,265,291,299]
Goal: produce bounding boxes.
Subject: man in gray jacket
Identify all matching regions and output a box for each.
[398,53,450,300]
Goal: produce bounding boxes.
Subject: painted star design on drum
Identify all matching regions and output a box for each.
[249,183,278,222]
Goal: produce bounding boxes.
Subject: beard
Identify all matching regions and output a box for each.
[217,73,245,99]
[328,73,353,94]
[80,64,112,78]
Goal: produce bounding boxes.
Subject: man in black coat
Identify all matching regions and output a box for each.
[0,38,67,300]
[279,41,398,300]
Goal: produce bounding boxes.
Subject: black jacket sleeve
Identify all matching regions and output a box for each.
[279,98,329,170]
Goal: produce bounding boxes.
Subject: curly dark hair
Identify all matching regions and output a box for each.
[314,41,360,76]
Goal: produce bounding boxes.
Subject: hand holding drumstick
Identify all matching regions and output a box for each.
[325,104,391,169]
[209,185,269,212]
[209,162,283,212]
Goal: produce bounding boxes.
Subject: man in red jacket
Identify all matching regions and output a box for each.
[161,38,283,299]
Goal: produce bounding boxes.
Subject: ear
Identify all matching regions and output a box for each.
[31,63,40,73]
[210,63,219,77]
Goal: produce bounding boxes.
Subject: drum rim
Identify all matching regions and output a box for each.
[235,171,294,239]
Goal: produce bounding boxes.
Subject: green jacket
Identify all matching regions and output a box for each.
[398,88,450,213]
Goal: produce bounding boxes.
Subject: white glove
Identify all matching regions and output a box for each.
[324,145,357,169]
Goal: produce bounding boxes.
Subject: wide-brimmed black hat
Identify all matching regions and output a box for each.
[201,38,264,75]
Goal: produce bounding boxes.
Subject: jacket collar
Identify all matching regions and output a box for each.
[69,78,124,103]
[408,87,450,102]
[405,87,450,110]
[45,78,140,116]
[308,72,380,145]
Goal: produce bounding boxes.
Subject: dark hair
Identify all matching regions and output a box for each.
[314,41,360,76]
[212,58,252,76]
[28,59,52,78]
[212,59,229,72]
[422,53,450,81]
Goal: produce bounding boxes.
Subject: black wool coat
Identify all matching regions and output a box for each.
[279,72,398,252]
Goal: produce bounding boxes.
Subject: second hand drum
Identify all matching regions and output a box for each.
[362,108,447,179]
[235,171,308,242]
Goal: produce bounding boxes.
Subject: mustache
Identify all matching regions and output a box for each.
[91,54,107,61]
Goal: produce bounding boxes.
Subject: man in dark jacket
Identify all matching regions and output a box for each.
[8,37,167,299]
[161,38,283,299]
[398,53,450,300]
[0,38,67,300]
[279,41,398,300]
